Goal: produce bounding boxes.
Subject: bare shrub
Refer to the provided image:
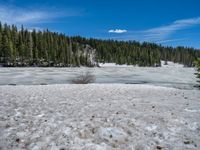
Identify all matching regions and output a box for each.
[71,72,96,84]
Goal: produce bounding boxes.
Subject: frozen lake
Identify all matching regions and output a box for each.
[0,64,197,90]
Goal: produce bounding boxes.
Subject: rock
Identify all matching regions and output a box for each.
[156,145,162,149]
[15,138,20,143]
[184,140,193,144]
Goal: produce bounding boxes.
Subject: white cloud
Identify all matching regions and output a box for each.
[0,5,82,25]
[108,17,200,44]
[155,38,187,44]
[143,17,200,41]
[108,29,127,33]
[174,17,200,25]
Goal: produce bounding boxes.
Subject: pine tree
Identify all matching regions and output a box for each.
[2,34,13,63]
[28,32,33,64]
[0,22,199,67]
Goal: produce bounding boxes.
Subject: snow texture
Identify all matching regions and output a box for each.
[0,61,197,90]
[0,84,200,150]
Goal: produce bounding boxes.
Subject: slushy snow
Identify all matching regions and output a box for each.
[0,84,200,150]
[0,62,199,149]
[0,61,197,90]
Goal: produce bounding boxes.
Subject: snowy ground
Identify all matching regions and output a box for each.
[0,84,200,150]
[0,62,199,149]
[0,61,197,89]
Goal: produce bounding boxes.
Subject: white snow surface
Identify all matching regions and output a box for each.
[0,84,200,150]
[0,62,197,89]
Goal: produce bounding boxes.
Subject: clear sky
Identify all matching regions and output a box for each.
[0,0,200,48]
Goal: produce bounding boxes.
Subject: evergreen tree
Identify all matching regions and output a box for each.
[0,22,199,67]
[27,32,33,63]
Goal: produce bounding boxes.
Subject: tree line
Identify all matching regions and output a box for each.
[0,22,200,67]
[72,36,200,67]
[0,23,94,67]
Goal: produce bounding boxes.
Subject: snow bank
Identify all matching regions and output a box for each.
[98,63,132,67]
[161,61,184,68]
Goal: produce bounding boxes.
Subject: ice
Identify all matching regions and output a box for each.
[0,61,197,89]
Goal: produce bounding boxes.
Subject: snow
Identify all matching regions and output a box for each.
[0,63,199,149]
[99,61,184,68]
[97,127,128,146]
[160,61,184,68]
[98,63,131,67]
[0,84,200,149]
[0,62,197,89]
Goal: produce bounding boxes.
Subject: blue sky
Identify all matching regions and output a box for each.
[0,0,200,48]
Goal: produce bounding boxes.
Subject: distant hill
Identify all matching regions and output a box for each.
[0,22,200,67]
